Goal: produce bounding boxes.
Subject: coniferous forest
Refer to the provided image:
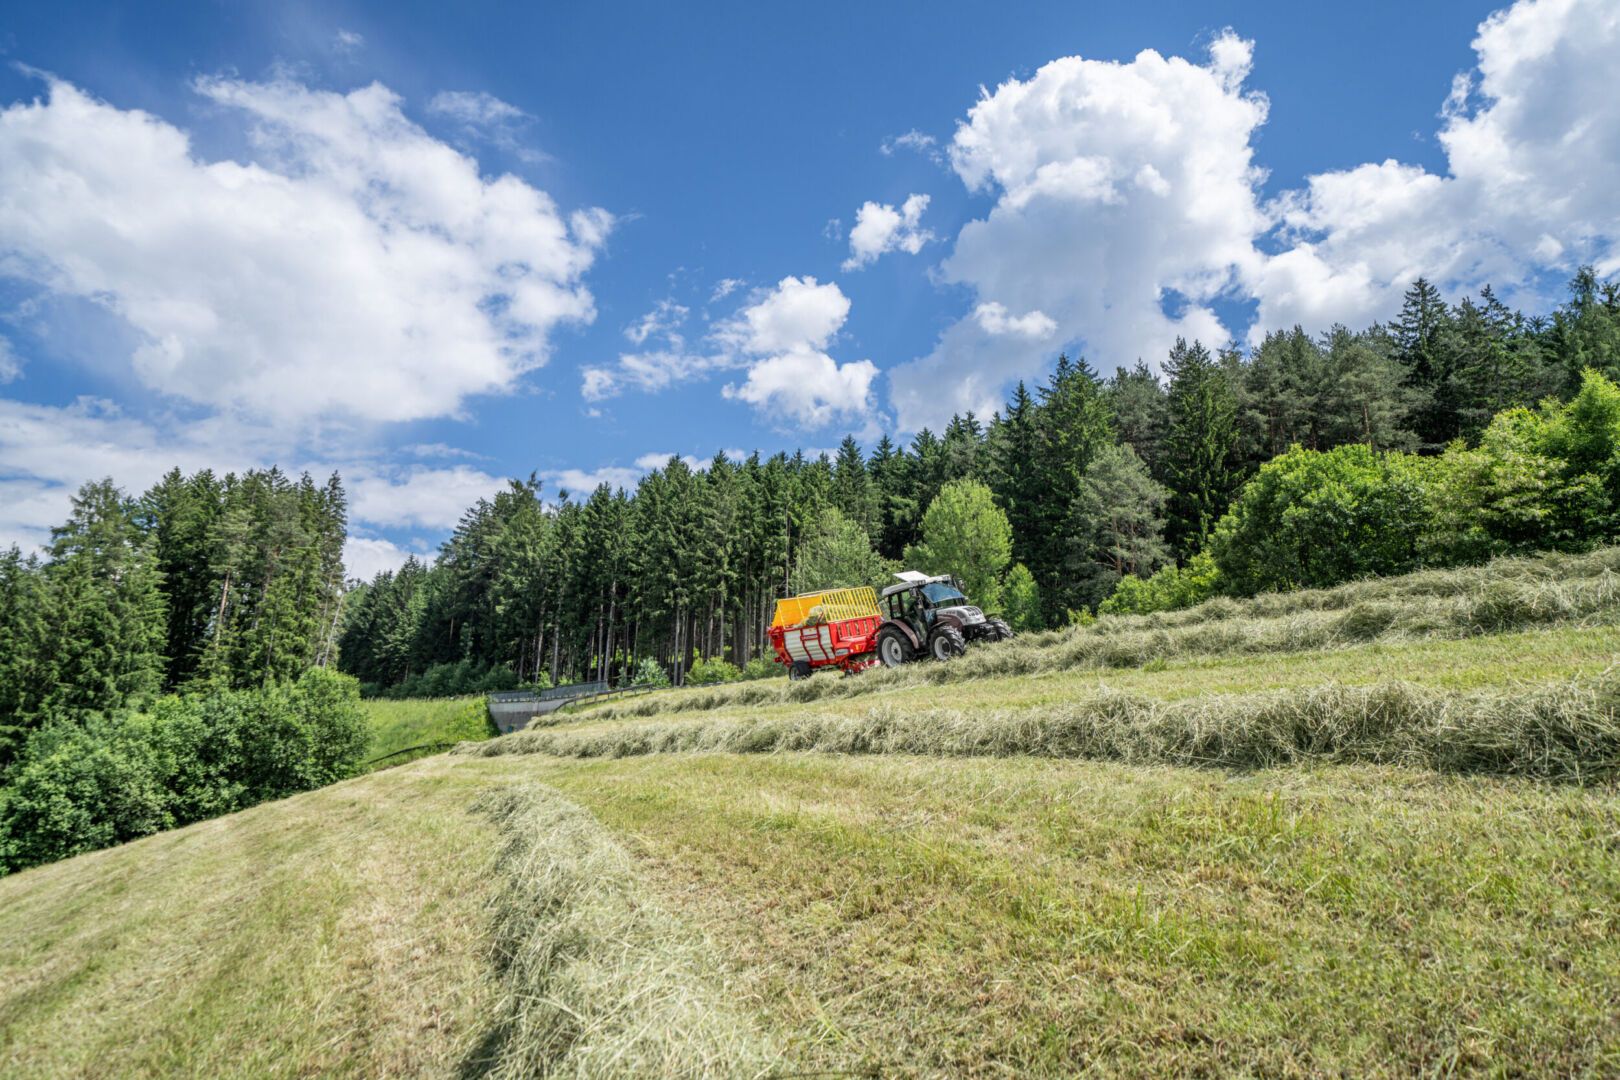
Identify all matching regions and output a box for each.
[334,272,1620,693]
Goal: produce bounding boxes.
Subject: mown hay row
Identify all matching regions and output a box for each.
[465,785,776,1078]
[571,561,1620,723]
[467,674,1620,784]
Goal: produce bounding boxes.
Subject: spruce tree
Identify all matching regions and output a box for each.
[41,479,167,719]
[1160,339,1243,556]
[0,547,50,767]
[831,435,876,541]
[986,382,1044,576]
[1104,363,1169,471]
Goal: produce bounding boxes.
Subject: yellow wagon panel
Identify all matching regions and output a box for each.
[770,586,880,629]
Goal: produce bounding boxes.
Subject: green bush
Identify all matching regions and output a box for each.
[1210,444,1432,595]
[686,657,742,686]
[1002,563,1043,630]
[1099,551,1222,615]
[369,659,525,700]
[740,655,784,681]
[0,668,368,874]
[1425,384,1615,564]
[632,657,671,688]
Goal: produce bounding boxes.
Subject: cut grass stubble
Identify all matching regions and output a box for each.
[467,672,1620,784]
[464,784,775,1078]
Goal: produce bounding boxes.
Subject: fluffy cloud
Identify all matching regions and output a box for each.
[842,194,935,270]
[427,89,527,126]
[973,302,1057,339]
[624,299,689,346]
[0,76,608,425]
[880,130,943,163]
[891,0,1620,431]
[581,298,725,400]
[719,277,878,429]
[1251,0,1620,333]
[426,89,545,162]
[888,32,1267,429]
[0,397,266,551]
[344,464,507,530]
[583,277,876,427]
[343,536,419,580]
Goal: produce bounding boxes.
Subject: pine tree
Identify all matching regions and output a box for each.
[1160,339,1243,556]
[1318,325,1418,450]
[1028,355,1113,619]
[0,547,50,767]
[1104,363,1169,472]
[831,435,876,541]
[1394,277,1461,447]
[41,479,167,719]
[1070,443,1171,580]
[986,382,1044,576]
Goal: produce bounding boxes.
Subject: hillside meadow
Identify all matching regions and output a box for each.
[3,548,1619,1076]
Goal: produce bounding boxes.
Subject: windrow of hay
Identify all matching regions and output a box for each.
[465,785,776,1078]
[466,674,1620,784]
[566,551,1620,724]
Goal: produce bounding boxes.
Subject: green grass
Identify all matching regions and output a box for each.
[361,695,496,765]
[0,759,505,1077]
[7,753,1613,1076]
[530,753,1620,1077]
[6,548,1620,1076]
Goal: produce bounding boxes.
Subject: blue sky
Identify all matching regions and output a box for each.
[1,0,1616,576]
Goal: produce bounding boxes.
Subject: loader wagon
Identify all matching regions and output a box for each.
[767,586,883,678]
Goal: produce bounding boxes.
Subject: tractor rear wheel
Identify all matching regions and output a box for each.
[929,625,967,661]
[876,626,914,668]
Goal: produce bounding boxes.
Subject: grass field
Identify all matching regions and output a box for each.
[4,548,1620,1076]
[361,695,495,766]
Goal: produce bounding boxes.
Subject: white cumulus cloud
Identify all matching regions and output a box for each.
[842,194,935,270]
[344,536,418,580]
[1251,0,1620,333]
[888,31,1267,429]
[720,276,878,429]
[973,302,1057,339]
[0,75,608,426]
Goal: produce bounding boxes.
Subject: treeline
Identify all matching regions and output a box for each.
[0,468,362,873]
[339,271,1620,690]
[1,468,348,770]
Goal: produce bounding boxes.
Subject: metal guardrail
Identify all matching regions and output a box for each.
[488,682,609,704]
[550,684,658,714]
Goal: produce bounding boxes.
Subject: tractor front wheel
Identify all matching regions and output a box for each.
[877,626,914,668]
[987,617,1014,641]
[929,625,967,661]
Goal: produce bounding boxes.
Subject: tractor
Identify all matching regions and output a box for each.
[766,572,1013,678]
[874,571,1013,666]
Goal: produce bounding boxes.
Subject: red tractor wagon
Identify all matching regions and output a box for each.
[766,586,884,679]
[767,574,1015,679]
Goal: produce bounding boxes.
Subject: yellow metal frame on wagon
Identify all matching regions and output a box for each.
[770,586,880,629]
